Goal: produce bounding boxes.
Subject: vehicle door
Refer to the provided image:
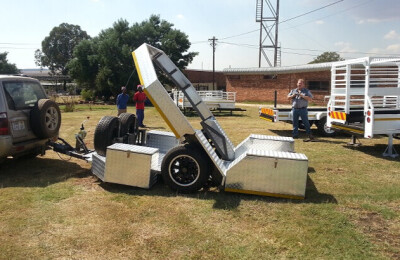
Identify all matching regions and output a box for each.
[2,79,47,143]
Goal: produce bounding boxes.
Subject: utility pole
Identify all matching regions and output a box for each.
[209,36,217,90]
[256,0,280,67]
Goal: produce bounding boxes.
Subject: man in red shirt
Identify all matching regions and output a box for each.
[133,85,147,127]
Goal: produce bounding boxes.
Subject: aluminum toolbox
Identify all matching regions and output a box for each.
[104,143,159,188]
[225,151,308,199]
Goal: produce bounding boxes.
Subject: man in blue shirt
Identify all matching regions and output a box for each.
[116,86,129,115]
[288,79,314,142]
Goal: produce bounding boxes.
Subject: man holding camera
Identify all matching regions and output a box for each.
[287,78,314,142]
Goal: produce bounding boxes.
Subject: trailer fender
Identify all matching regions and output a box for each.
[315,112,328,121]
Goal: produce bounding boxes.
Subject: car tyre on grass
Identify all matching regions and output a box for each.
[94,116,119,156]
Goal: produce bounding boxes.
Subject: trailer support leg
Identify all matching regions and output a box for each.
[347,135,361,147]
[383,134,398,158]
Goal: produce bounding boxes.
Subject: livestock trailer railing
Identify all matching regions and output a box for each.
[172,90,245,115]
[327,56,400,157]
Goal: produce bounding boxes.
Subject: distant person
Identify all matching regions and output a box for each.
[117,86,129,115]
[133,85,147,127]
[116,86,129,116]
[287,78,314,142]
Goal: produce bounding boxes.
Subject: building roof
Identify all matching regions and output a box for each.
[223,62,333,75]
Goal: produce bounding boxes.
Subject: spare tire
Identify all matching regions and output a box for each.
[94,116,119,156]
[30,99,61,139]
[119,113,136,137]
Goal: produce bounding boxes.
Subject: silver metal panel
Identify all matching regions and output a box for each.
[107,143,158,155]
[184,87,202,107]
[249,134,293,142]
[247,150,307,160]
[153,152,166,172]
[225,153,308,198]
[234,135,294,158]
[203,118,236,160]
[146,82,195,138]
[195,130,229,176]
[133,44,158,88]
[104,144,159,189]
[146,130,179,153]
[91,153,106,181]
[153,53,177,76]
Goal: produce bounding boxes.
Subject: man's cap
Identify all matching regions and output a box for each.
[137,85,143,89]
[121,86,126,90]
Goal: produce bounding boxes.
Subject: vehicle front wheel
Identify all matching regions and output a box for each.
[161,145,210,193]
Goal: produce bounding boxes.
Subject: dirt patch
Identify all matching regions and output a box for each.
[345,207,400,259]
[72,175,103,191]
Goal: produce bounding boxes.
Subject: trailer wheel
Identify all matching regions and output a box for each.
[161,145,210,193]
[94,116,119,156]
[119,113,136,137]
[30,99,61,139]
[317,117,336,137]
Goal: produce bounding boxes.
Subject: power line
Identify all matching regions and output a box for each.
[218,41,399,57]
[0,42,38,45]
[279,0,343,24]
[219,29,259,41]
[281,0,375,30]
[0,47,37,50]
[215,0,344,42]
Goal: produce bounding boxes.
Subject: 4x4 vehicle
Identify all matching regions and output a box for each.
[0,75,61,163]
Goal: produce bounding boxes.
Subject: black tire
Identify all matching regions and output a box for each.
[119,113,136,137]
[30,99,61,139]
[317,117,336,137]
[161,144,210,193]
[94,116,119,156]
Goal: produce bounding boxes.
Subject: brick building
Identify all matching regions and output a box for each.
[223,62,333,105]
[183,69,225,91]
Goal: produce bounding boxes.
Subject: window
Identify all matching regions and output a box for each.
[3,81,46,110]
[263,75,277,80]
[307,81,330,91]
[228,75,240,80]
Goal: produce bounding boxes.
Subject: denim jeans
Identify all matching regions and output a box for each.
[292,107,311,137]
[136,109,144,126]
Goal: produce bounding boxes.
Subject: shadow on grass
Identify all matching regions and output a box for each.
[269,129,356,144]
[100,174,337,211]
[0,156,91,188]
[0,155,337,208]
[343,143,400,161]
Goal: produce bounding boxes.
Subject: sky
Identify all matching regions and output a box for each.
[1,0,399,71]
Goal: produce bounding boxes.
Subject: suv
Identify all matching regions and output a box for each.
[0,75,61,163]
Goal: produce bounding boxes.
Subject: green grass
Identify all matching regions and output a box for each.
[0,104,399,259]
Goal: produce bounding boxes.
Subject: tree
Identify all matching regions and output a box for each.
[0,52,19,74]
[308,52,344,64]
[35,23,90,88]
[68,15,197,99]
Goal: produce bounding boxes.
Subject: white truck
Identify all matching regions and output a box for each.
[259,95,336,137]
[327,56,400,157]
[172,90,246,115]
